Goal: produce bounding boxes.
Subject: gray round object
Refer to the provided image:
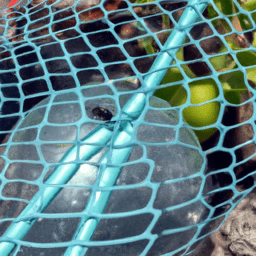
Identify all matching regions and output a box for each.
[1,91,214,256]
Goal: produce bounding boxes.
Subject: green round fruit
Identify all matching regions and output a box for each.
[170,79,220,143]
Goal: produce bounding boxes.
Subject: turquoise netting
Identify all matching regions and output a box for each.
[0,0,256,255]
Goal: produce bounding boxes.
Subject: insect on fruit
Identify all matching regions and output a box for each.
[92,107,113,121]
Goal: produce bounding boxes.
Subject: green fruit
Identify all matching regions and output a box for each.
[153,54,221,142]
[170,79,220,143]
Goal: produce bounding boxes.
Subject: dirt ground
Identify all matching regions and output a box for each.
[190,187,256,256]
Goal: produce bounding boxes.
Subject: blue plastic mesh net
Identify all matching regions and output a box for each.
[0,0,256,255]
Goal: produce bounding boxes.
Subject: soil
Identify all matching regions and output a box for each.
[192,187,256,256]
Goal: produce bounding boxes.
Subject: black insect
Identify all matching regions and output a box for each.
[92,107,113,121]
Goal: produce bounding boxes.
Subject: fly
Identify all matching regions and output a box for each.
[92,107,113,121]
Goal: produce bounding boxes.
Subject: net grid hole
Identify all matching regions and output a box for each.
[0,0,256,255]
